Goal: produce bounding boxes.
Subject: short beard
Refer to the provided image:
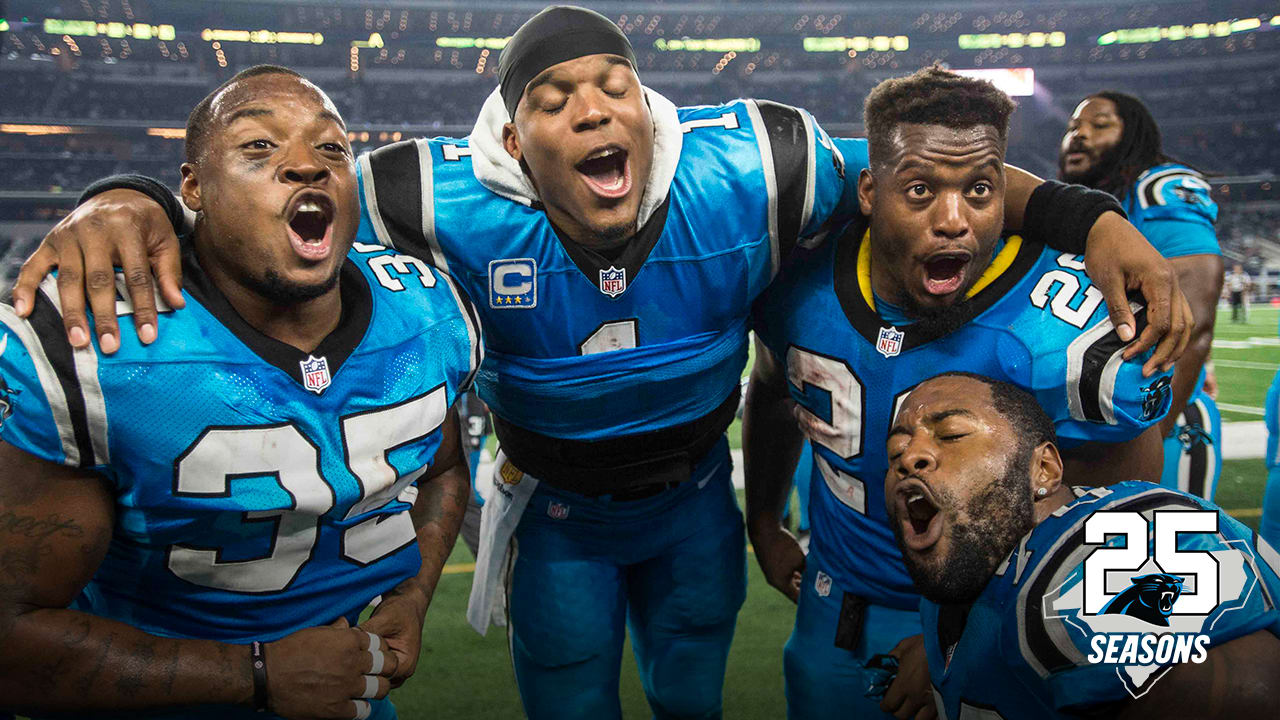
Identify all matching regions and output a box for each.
[593,220,636,250]
[246,265,343,306]
[899,442,1037,606]
[1058,144,1120,189]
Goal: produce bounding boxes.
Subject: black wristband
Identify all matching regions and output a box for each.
[250,640,269,713]
[77,174,185,235]
[1020,180,1126,255]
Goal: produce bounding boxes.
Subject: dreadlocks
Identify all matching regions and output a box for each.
[1062,91,1190,199]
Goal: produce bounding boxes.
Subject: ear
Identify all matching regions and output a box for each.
[502,122,522,163]
[179,163,202,213]
[1029,440,1064,500]
[857,168,875,216]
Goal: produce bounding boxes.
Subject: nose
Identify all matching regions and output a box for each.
[277,146,330,186]
[571,90,611,133]
[894,434,938,479]
[931,191,969,239]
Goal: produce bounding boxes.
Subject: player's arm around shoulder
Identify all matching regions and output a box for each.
[1019,255,1173,484]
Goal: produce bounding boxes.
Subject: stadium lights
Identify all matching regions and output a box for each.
[352,33,384,49]
[803,35,909,53]
[0,123,83,135]
[200,29,323,45]
[436,37,511,50]
[43,19,175,41]
[958,32,1065,50]
[147,128,185,139]
[0,19,9,32]
[951,68,1035,97]
[654,37,761,53]
[1097,17,1266,45]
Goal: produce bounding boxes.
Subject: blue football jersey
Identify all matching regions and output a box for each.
[1122,163,1219,259]
[355,101,863,458]
[752,231,1172,609]
[922,482,1280,719]
[0,242,481,644]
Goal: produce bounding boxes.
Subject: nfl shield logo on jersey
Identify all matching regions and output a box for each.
[599,266,627,297]
[299,355,331,394]
[547,501,570,520]
[814,571,832,598]
[876,326,904,358]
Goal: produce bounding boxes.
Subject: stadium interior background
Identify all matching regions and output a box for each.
[1,2,1278,715]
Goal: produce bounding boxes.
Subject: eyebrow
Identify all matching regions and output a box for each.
[225,106,346,130]
[887,407,978,439]
[524,56,632,98]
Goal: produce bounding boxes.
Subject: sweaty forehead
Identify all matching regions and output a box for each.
[886,123,1003,170]
[1072,98,1118,121]
[211,74,340,127]
[900,377,994,422]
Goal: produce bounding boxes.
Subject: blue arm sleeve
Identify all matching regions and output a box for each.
[1141,218,1220,259]
[0,305,80,467]
[801,133,867,237]
[1020,263,1172,447]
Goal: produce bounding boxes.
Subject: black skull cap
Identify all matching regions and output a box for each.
[498,5,637,120]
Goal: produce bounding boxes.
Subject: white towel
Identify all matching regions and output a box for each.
[467,85,684,230]
[466,450,539,634]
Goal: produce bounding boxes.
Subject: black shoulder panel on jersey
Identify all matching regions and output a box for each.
[1077,300,1149,423]
[27,290,95,468]
[754,100,811,260]
[1139,168,1201,209]
[1022,488,1202,674]
[365,140,430,261]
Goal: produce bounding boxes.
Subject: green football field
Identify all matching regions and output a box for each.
[394,306,1279,718]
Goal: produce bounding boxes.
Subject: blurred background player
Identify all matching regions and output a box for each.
[0,66,481,719]
[745,67,1173,719]
[1225,262,1253,323]
[1059,91,1224,501]
[887,372,1280,719]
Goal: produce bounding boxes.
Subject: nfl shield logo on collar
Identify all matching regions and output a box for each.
[300,355,331,394]
[599,266,626,297]
[876,326,904,358]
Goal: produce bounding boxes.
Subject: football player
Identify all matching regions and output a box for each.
[0,66,480,719]
[9,8,1192,717]
[888,372,1280,719]
[1060,92,1223,501]
[746,67,1174,719]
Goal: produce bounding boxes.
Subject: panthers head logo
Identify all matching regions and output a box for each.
[1140,376,1173,421]
[1100,573,1184,626]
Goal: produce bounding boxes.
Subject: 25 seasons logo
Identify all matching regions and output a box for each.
[1047,509,1252,697]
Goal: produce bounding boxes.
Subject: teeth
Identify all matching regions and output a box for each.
[297,201,323,213]
[585,148,618,161]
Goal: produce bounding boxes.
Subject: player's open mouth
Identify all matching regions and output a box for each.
[575,144,631,200]
[897,479,943,552]
[922,251,971,297]
[285,190,335,262]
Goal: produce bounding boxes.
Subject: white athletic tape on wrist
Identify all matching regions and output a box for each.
[369,649,385,675]
[362,675,379,699]
[366,632,381,652]
[353,699,371,720]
